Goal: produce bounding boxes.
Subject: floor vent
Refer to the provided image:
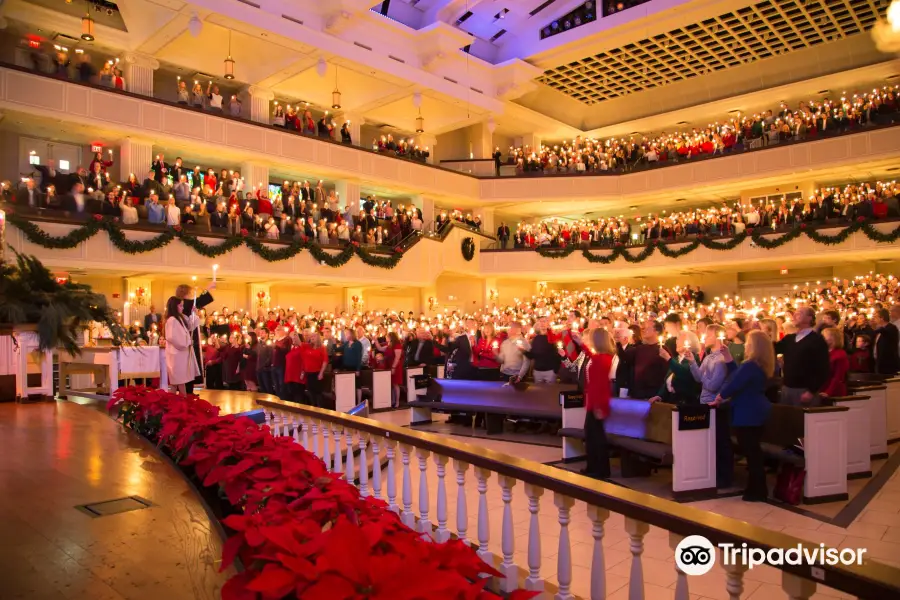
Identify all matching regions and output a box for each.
[76,496,153,518]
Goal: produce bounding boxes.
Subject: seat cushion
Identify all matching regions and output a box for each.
[558,427,585,440]
[760,442,805,467]
[609,434,673,465]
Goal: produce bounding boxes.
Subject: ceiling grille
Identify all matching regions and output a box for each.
[538,0,890,105]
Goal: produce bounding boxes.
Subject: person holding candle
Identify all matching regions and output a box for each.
[620,320,669,400]
[710,330,774,502]
[174,282,215,395]
[164,295,201,395]
[648,330,701,405]
[774,306,830,406]
[820,327,849,397]
[472,323,501,372]
[581,327,615,480]
[525,320,561,383]
[407,327,436,367]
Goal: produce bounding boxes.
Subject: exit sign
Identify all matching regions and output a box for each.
[91,144,104,153]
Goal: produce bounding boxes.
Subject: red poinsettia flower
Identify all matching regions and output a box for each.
[800,223,807,230]
[92,214,103,221]
[173,224,182,232]
[857,216,866,223]
[240,228,249,237]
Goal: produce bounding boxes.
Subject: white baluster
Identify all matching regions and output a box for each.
[722,558,748,600]
[400,444,414,527]
[625,517,649,600]
[358,435,369,497]
[332,425,343,474]
[554,493,575,600]
[474,467,491,565]
[370,437,381,500]
[385,439,398,513]
[498,475,517,593]
[273,412,282,437]
[311,420,321,457]
[416,449,432,536]
[453,460,469,545]
[301,417,309,449]
[669,532,689,600]
[264,410,271,431]
[524,483,544,593]
[782,572,816,600]
[588,505,611,600]
[434,454,450,543]
[322,422,332,471]
[345,430,355,485]
[292,415,300,443]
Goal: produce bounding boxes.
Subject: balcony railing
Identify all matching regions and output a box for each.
[256,398,900,599]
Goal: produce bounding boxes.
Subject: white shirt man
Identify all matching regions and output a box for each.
[165,198,181,226]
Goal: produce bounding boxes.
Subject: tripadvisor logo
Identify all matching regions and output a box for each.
[676,535,867,576]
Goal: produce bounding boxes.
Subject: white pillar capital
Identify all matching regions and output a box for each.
[245,86,275,101]
[122,52,160,70]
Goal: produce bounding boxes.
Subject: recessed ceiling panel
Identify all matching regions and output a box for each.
[538,0,889,105]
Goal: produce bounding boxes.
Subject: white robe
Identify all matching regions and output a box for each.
[165,315,200,386]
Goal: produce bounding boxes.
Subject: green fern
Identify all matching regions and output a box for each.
[0,248,124,354]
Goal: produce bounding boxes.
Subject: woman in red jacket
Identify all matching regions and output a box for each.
[821,327,849,397]
[283,333,307,404]
[387,331,405,409]
[300,332,329,408]
[582,327,615,480]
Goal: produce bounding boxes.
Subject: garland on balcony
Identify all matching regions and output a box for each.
[534,219,900,264]
[461,237,475,261]
[6,213,403,269]
[106,387,537,600]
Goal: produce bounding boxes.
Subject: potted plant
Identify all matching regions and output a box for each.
[0,249,122,401]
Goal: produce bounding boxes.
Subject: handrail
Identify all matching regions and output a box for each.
[256,396,900,598]
[481,216,900,254]
[4,60,897,183]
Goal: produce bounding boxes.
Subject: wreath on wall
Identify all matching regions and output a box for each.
[461,237,476,261]
[6,213,403,269]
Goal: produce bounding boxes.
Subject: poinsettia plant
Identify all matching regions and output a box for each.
[107,387,538,600]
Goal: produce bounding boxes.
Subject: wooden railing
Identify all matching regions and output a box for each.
[255,397,900,599]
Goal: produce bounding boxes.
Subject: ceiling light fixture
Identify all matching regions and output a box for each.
[224,30,235,80]
[332,65,342,109]
[81,2,95,41]
[415,108,424,133]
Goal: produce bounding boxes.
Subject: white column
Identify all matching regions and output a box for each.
[400,444,414,527]
[453,460,469,544]
[416,133,437,164]
[434,454,450,543]
[333,180,361,215]
[625,517,650,600]
[479,207,495,236]
[121,52,159,97]
[344,430,355,485]
[474,467,491,564]
[417,195,435,227]
[119,138,153,183]
[669,532,689,600]
[337,112,362,146]
[370,437,382,500]
[524,484,544,592]
[469,121,492,159]
[520,133,542,156]
[385,439,398,513]
[416,448,432,535]
[322,423,332,471]
[498,475,517,592]
[244,86,274,124]
[554,493,575,600]
[242,163,270,196]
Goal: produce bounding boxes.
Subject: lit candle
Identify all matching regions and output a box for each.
[212,264,219,283]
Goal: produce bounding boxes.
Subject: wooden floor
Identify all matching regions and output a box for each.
[0,400,234,600]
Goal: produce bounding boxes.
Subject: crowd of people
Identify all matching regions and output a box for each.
[132,272,900,501]
[500,86,900,176]
[372,135,431,163]
[498,179,900,249]
[3,154,426,247]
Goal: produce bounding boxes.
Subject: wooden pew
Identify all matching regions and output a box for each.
[823,394,872,478]
[406,366,425,406]
[761,403,849,504]
[559,396,717,498]
[332,370,357,413]
[849,374,900,447]
[358,369,392,411]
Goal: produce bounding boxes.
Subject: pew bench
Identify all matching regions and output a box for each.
[822,394,872,478]
[408,380,573,435]
[848,378,895,456]
[760,403,849,504]
[559,396,718,499]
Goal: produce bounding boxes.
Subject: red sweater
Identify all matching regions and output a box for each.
[300,344,328,374]
[584,352,613,416]
[822,348,849,396]
[284,346,306,384]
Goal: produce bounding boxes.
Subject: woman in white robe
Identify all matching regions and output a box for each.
[164,295,200,394]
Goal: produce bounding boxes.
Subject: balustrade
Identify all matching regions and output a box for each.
[258,401,900,600]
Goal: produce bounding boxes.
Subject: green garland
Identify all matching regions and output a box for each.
[7,214,403,269]
[534,220,900,264]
